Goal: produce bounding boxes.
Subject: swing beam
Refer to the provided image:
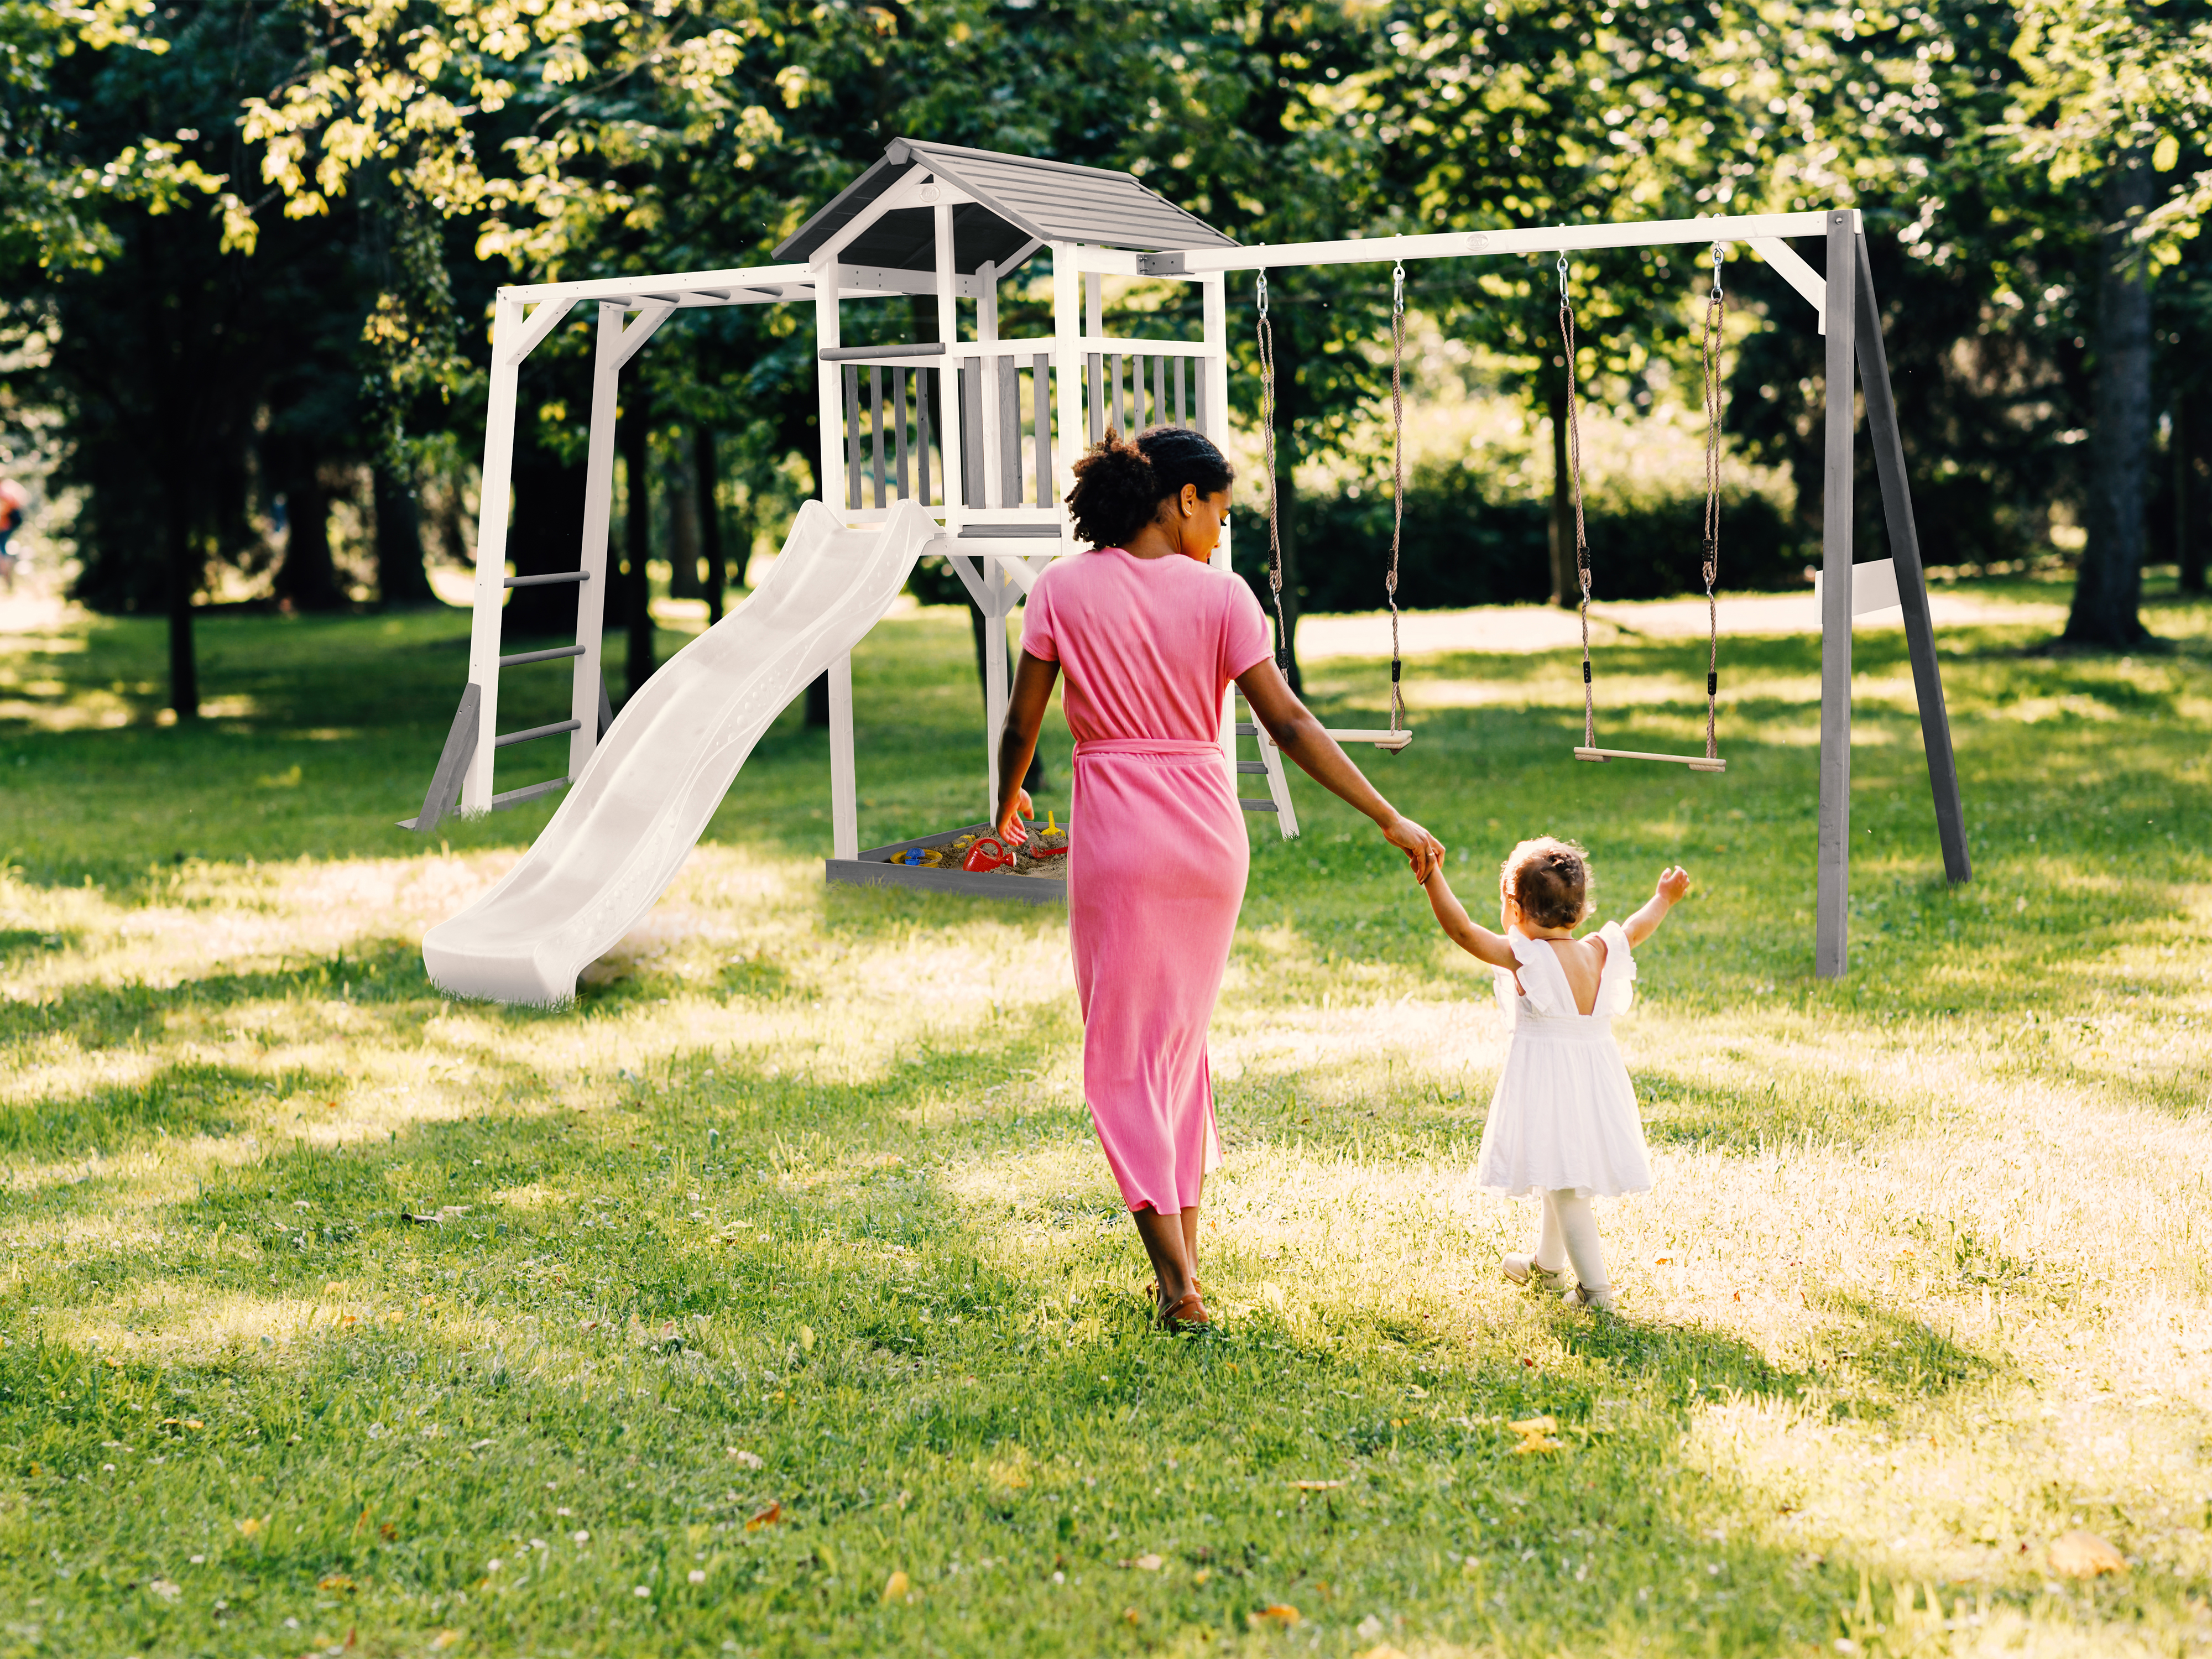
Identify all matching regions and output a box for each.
[1178,207,1969,981]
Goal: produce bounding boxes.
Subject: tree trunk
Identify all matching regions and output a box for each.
[506,421,588,637]
[622,383,655,700]
[2180,389,2208,597]
[274,470,345,611]
[1270,317,1305,694]
[165,486,199,719]
[373,463,434,606]
[1547,381,1573,608]
[666,429,701,598]
[2065,158,2155,648]
[696,425,726,624]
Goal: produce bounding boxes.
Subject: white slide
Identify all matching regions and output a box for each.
[423,498,938,1004]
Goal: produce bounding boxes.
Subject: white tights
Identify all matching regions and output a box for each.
[1532,1189,1610,1295]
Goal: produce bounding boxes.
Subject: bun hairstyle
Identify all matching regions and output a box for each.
[1065,425,1235,550]
[1501,837,1593,931]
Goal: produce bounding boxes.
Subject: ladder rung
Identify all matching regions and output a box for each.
[494,719,582,749]
[1235,761,1269,774]
[1240,799,1279,812]
[498,645,586,668]
[505,571,591,588]
[1574,746,1726,773]
[1235,722,1259,736]
[1322,728,1413,752]
[491,776,570,810]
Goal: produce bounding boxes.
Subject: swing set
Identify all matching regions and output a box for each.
[1158,205,1971,976]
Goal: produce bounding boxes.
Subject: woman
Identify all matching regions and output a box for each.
[994,426,1444,1330]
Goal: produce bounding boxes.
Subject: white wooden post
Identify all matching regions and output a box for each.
[1052,243,1083,531]
[815,263,860,860]
[829,654,858,860]
[984,569,1010,818]
[463,295,526,812]
[934,201,964,532]
[567,302,625,780]
[1202,272,1239,799]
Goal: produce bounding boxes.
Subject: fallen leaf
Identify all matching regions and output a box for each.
[1507,1416,1558,1437]
[236,1516,267,1540]
[319,1574,356,1593]
[799,1325,816,1351]
[1288,1480,1344,1491]
[727,1448,764,1469]
[1123,1607,1141,1624]
[147,1578,181,1600]
[2049,1531,2126,1578]
[1193,1569,1213,1586]
[882,1569,910,1603]
[1249,1604,1302,1627]
[428,1632,462,1651]
[746,1501,782,1531]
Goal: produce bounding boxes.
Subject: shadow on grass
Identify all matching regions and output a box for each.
[1637,1067,1902,1155]
[0,1059,348,1162]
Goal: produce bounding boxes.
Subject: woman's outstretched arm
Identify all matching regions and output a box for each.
[994,648,1061,843]
[1234,656,1443,881]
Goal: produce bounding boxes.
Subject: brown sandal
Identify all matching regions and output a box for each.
[1159,1290,1212,1331]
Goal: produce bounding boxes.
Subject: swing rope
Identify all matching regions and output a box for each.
[1257,270,1291,676]
[1559,254,1596,752]
[1699,241,1725,764]
[1387,260,1406,735]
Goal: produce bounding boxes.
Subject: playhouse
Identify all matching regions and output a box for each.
[409,137,1968,1005]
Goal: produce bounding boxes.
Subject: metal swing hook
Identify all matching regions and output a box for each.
[1710,240,1724,298]
[1391,260,1405,316]
[1556,251,1569,289]
[1256,270,1269,321]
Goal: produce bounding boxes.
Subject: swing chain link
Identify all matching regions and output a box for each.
[1257,270,1290,676]
[1387,262,1406,733]
[1558,253,1595,752]
[1701,242,1726,761]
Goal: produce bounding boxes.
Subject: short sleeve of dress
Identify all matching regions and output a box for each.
[1020,567,1060,663]
[1595,921,1638,1016]
[1218,576,1273,681]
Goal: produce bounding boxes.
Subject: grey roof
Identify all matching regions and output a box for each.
[774,138,1235,273]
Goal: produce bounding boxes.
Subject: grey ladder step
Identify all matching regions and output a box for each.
[505,571,590,588]
[491,777,569,810]
[1239,799,1279,813]
[1236,761,1268,774]
[1235,722,1259,737]
[499,644,586,668]
[494,718,582,749]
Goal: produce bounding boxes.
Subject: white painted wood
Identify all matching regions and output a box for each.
[611,300,676,369]
[1165,210,1853,275]
[983,566,1011,816]
[829,651,858,860]
[567,302,625,781]
[978,260,1003,509]
[464,296,525,813]
[934,200,965,533]
[1051,242,1083,537]
[834,264,984,299]
[502,264,814,306]
[1748,236,1828,332]
[814,267,843,532]
[1085,270,1103,337]
[1813,555,1902,619]
[1076,335,1213,358]
[504,298,578,367]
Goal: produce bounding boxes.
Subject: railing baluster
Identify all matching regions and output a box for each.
[999,353,1022,506]
[918,367,933,504]
[843,364,863,510]
[1194,359,1208,437]
[961,357,984,509]
[870,366,888,509]
[1034,353,1051,507]
[1112,354,1125,436]
[1174,356,1187,426]
[894,367,911,500]
[1152,355,1166,431]
[1087,352,1104,444]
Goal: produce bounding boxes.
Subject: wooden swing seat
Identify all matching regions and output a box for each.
[1574,746,1725,773]
[1324,727,1414,752]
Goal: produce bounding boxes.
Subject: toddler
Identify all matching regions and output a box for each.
[1421,838,1690,1311]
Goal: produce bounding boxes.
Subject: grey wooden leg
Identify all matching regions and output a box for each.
[597,675,614,740]
[403,682,482,833]
[1817,211,1859,979]
[1853,234,1971,886]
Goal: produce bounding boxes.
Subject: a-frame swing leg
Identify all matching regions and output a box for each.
[1853,234,1971,888]
[1815,211,1858,980]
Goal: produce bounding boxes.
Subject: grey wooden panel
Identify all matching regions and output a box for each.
[870,366,887,508]
[842,364,863,509]
[1173,356,1186,425]
[999,355,1022,505]
[1153,356,1166,431]
[1034,354,1052,506]
[918,367,933,504]
[1853,232,1970,887]
[1111,354,1126,435]
[1817,210,1858,979]
[894,367,911,500]
[820,341,948,361]
[961,358,985,509]
[402,681,481,833]
[1194,360,1208,437]
[490,776,569,811]
[1087,353,1104,443]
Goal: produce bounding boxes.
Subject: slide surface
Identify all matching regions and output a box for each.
[423,498,937,1004]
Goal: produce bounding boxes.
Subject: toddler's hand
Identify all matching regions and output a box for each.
[1655,865,1691,905]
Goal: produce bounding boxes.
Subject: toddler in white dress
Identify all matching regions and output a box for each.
[1421,837,1691,1311]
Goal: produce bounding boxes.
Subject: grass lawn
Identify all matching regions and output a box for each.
[1,573,2208,1658]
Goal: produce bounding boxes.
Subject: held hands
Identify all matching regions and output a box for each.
[1654,864,1692,906]
[996,789,1035,848]
[1381,815,1445,883]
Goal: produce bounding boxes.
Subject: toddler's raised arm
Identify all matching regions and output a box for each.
[1421,867,1519,968]
[1621,865,1692,947]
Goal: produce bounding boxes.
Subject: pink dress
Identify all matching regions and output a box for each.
[1021,549,1273,1214]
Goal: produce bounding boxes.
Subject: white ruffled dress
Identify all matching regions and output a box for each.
[1474,923,1654,1198]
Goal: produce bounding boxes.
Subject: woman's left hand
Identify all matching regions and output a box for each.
[1381,813,1444,883]
[997,789,1035,847]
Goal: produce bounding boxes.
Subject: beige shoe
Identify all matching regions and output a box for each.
[1562,1282,1616,1313]
[1503,1253,1570,1290]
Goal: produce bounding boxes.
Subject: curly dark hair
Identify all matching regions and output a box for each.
[1500,836,1594,931]
[1064,425,1235,549]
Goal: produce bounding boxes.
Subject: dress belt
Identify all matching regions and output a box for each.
[1073,739,1222,758]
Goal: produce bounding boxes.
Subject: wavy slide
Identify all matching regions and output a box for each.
[423,498,939,1005]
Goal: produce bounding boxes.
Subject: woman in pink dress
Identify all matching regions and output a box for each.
[994,427,1443,1330]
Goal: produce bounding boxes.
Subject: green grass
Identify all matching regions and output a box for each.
[1,573,2209,1657]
